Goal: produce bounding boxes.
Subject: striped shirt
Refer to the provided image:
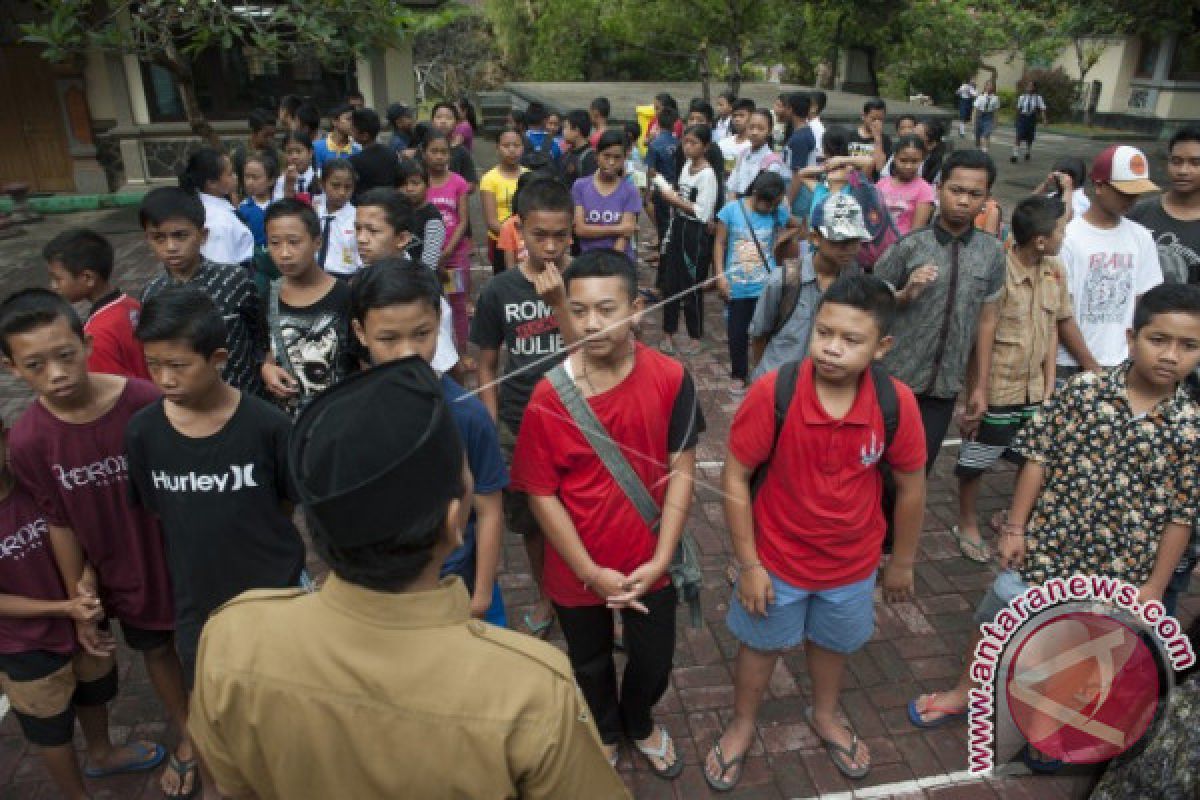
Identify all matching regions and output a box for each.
[142,259,265,395]
[1017,93,1046,116]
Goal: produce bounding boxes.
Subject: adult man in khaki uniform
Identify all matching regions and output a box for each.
[187,358,628,799]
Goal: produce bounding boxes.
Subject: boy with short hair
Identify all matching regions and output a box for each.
[312,103,361,172]
[138,187,265,396]
[470,179,575,638]
[258,199,358,415]
[1128,124,1200,286]
[707,274,927,789]
[851,98,891,177]
[559,109,597,186]
[43,228,150,381]
[808,90,828,166]
[783,93,815,174]
[0,414,167,800]
[126,287,307,689]
[1057,145,1163,378]
[719,98,756,177]
[0,290,195,798]
[348,107,399,200]
[749,193,868,380]
[386,102,416,157]
[588,97,610,150]
[952,195,1073,562]
[645,106,681,246]
[910,284,1200,770]
[512,249,703,777]
[231,108,277,197]
[351,262,509,624]
[355,188,458,374]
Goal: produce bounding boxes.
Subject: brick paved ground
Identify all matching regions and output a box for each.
[0,129,1194,798]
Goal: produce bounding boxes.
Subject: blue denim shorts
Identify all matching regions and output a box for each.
[974,569,1029,625]
[726,570,876,654]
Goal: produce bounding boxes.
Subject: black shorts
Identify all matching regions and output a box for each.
[0,650,117,747]
[498,421,540,537]
[101,619,174,652]
[955,404,1036,478]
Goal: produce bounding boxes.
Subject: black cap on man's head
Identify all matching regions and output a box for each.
[289,357,464,548]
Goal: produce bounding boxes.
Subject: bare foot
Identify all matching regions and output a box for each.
[911,690,968,725]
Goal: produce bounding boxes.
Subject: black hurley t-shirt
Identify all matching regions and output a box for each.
[125,393,306,645]
[469,267,566,434]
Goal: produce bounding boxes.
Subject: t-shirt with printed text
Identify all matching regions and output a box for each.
[571,175,643,261]
[0,486,76,655]
[7,378,174,630]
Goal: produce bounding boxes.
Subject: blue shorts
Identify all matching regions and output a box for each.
[726,570,876,654]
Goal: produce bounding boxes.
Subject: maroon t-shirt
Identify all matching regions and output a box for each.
[0,486,76,655]
[8,379,174,630]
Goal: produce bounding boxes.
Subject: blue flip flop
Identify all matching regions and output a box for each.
[83,741,166,778]
[907,696,967,729]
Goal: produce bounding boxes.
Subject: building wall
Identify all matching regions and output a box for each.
[1048,37,1136,114]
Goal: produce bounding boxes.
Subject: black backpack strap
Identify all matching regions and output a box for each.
[770,361,800,457]
[870,363,899,449]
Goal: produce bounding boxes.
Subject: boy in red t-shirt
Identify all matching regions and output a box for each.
[43,228,151,381]
[705,274,927,789]
[0,416,166,799]
[511,250,703,778]
[0,290,196,798]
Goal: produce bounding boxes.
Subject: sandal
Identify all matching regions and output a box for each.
[806,707,870,780]
[163,753,199,799]
[703,739,746,792]
[1020,743,1064,774]
[907,693,968,729]
[952,526,991,563]
[635,725,684,779]
[83,741,166,778]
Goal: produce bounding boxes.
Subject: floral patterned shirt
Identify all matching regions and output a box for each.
[1011,364,1200,587]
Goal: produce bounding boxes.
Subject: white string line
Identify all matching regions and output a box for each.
[460,269,722,403]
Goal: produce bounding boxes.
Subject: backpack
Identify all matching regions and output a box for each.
[750,359,901,546]
[559,145,595,186]
[847,171,899,270]
[521,131,557,172]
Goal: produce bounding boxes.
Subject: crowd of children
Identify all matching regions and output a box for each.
[1,80,1197,797]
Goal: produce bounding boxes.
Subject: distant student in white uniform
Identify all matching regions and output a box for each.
[311,160,362,280]
[180,148,254,266]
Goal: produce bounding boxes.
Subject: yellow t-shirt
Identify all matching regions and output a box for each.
[480,167,526,240]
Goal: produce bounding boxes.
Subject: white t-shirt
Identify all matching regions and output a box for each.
[808,116,826,167]
[956,83,978,100]
[1072,188,1090,219]
[727,144,786,197]
[1057,216,1163,367]
[718,137,752,181]
[677,161,718,223]
[199,192,254,265]
[311,198,361,277]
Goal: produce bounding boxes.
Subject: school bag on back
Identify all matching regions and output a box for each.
[521,131,557,173]
[847,171,898,270]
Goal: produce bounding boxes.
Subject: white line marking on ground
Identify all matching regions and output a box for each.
[792,769,982,799]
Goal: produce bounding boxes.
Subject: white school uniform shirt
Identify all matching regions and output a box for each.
[974,94,1000,114]
[311,198,361,277]
[807,116,825,167]
[1017,93,1046,115]
[433,296,459,374]
[1057,215,1163,367]
[199,193,254,265]
[273,167,317,201]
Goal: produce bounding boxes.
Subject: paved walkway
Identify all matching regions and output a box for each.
[0,144,1193,799]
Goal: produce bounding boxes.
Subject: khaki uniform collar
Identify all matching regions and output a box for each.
[319,573,471,628]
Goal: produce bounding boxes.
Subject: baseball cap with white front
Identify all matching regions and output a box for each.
[813,193,871,242]
[1091,145,1158,195]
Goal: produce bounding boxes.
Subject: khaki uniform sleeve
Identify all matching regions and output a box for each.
[187,629,255,799]
[516,678,630,800]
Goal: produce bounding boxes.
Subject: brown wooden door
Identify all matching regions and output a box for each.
[0,46,75,192]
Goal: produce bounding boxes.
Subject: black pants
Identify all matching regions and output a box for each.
[917,394,957,475]
[663,292,703,338]
[726,297,758,382]
[554,584,677,744]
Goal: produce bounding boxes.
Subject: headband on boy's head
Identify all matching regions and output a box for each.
[288,357,464,548]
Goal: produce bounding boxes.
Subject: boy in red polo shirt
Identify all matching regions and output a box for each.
[705,274,927,789]
[43,228,150,381]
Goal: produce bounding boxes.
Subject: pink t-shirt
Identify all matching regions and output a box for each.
[876,176,936,235]
[8,379,174,630]
[427,172,472,269]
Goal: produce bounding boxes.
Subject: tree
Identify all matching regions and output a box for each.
[21,0,460,148]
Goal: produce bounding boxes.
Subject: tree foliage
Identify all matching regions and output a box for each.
[21,0,460,146]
